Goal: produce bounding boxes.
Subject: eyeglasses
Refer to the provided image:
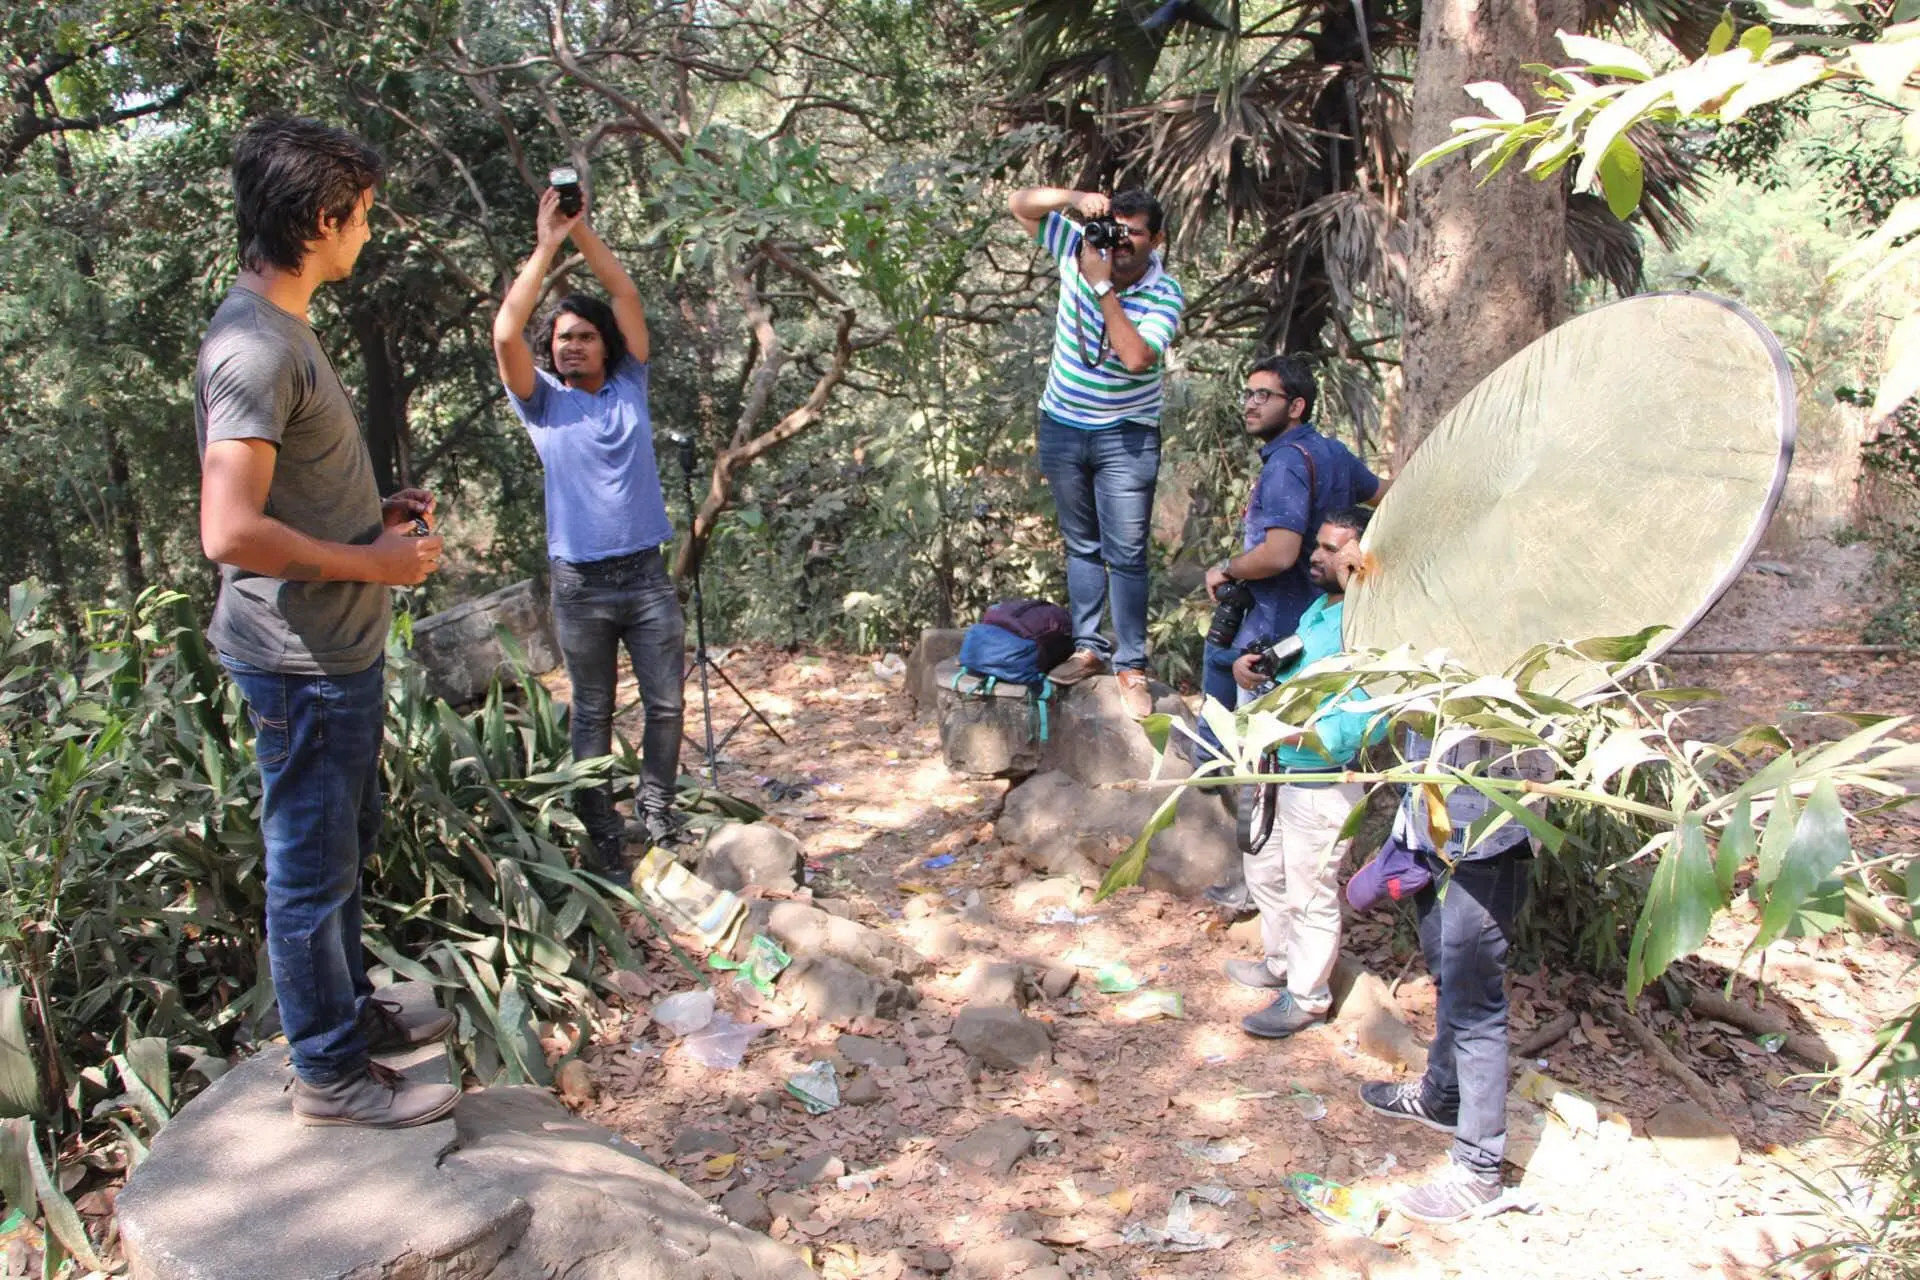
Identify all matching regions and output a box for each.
[1243,388,1291,406]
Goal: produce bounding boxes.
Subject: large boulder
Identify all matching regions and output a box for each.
[699,822,805,893]
[905,628,966,720]
[935,660,1051,779]
[116,982,806,1280]
[410,578,560,707]
[765,901,928,981]
[996,768,1235,899]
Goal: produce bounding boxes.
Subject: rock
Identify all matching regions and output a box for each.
[842,1074,883,1106]
[996,768,1235,901]
[907,628,967,720]
[790,1154,846,1185]
[720,1186,772,1232]
[1038,963,1077,999]
[955,1238,1056,1279]
[1009,877,1080,913]
[699,822,806,893]
[780,955,918,1024]
[1226,915,1262,948]
[767,1191,816,1223]
[767,901,926,980]
[958,960,1027,1009]
[118,983,806,1280]
[836,1034,908,1069]
[554,1058,595,1105]
[950,1006,1052,1070]
[410,579,560,708]
[918,1247,954,1273]
[1355,1008,1429,1073]
[914,920,967,962]
[950,1117,1032,1176]
[936,659,1051,779]
[1645,1101,1742,1169]
[671,1127,740,1157]
[1021,1270,1071,1280]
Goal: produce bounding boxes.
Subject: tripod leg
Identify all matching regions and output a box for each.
[705,654,789,745]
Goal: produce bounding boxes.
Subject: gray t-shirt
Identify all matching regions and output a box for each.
[194,286,390,674]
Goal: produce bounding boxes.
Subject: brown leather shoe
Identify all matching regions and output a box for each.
[359,995,455,1055]
[291,1061,459,1128]
[1116,668,1154,719]
[1048,649,1110,685]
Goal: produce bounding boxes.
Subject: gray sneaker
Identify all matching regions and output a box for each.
[1394,1160,1502,1224]
[1223,958,1287,990]
[1240,992,1324,1039]
[1359,1079,1457,1133]
[359,995,455,1055]
[292,1062,459,1129]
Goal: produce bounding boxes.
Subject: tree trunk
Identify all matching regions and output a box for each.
[1399,0,1580,466]
[103,424,146,600]
[351,313,411,492]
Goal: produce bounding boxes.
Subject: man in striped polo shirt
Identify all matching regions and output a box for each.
[1009,186,1186,719]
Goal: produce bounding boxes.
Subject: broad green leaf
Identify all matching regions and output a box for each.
[1596,137,1646,218]
[1137,712,1174,756]
[1095,785,1182,902]
[1753,787,1799,889]
[1465,81,1529,123]
[1871,311,1920,420]
[0,1117,31,1219]
[1850,32,1920,98]
[1719,55,1832,122]
[1626,816,1720,1003]
[28,1125,107,1270]
[0,988,39,1119]
[1707,10,1736,54]
[1750,779,1853,955]
[1558,32,1656,79]
[1739,25,1772,56]
[1671,50,1766,115]
[1573,625,1670,663]
[1448,767,1566,853]
[1715,798,1756,901]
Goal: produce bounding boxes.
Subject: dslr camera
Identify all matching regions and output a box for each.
[1081,215,1128,252]
[1243,632,1305,681]
[1206,578,1254,648]
[549,165,583,216]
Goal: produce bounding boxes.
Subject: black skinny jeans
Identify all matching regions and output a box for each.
[549,549,685,843]
[1415,848,1531,1179]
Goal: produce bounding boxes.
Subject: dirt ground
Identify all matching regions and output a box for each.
[560,538,1917,1280]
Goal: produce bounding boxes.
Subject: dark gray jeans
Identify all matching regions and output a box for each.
[550,549,686,844]
[1415,849,1531,1179]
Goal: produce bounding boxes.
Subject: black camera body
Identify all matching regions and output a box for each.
[1081,215,1126,252]
[1244,632,1305,681]
[550,165,583,216]
[1206,578,1254,648]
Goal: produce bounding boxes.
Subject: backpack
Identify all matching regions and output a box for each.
[950,598,1072,745]
[980,599,1074,674]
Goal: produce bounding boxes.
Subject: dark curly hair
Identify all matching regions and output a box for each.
[535,294,629,375]
[233,117,385,274]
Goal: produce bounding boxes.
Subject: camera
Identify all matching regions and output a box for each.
[1206,578,1254,648]
[404,515,432,538]
[1244,633,1305,680]
[550,165,583,216]
[1082,215,1127,252]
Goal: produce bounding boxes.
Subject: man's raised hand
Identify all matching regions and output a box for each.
[1072,191,1110,220]
[535,186,584,250]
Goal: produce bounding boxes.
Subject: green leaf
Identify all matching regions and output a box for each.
[1095,785,1182,902]
[1626,817,1721,1004]
[1596,136,1646,218]
[1707,9,1736,54]
[1447,767,1566,853]
[1716,798,1756,902]
[1572,624,1669,663]
[0,1118,32,1220]
[1750,779,1854,954]
[0,988,40,1118]
[1464,81,1529,123]
[1137,712,1174,756]
[28,1124,106,1270]
[1573,78,1674,197]
[1558,32,1656,79]
[1740,25,1773,55]
[1753,786,1799,889]
[1719,54,1831,122]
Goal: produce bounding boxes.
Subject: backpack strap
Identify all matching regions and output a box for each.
[1033,677,1055,744]
[1286,439,1321,536]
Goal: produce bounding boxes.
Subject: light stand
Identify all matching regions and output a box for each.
[667,431,786,784]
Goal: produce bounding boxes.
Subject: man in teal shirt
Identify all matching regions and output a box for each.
[1224,506,1383,1037]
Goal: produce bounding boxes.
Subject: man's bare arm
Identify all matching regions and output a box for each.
[1009,186,1104,238]
[570,219,648,364]
[200,439,440,585]
[493,187,578,401]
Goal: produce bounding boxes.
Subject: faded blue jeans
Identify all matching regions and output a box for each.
[550,548,686,845]
[1036,412,1160,672]
[1416,848,1532,1178]
[223,655,384,1086]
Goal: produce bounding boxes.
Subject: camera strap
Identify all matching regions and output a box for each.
[1072,288,1111,369]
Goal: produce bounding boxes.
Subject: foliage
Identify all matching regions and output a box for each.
[1411,7,1920,419]
[0,582,669,1260]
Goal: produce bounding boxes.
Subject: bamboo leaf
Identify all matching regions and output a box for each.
[1095,785,1183,902]
[1715,798,1755,901]
[0,987,40,1119]
[1627,816,1720,1003]
[1750,779,1853,954]
[28,1124,107,1270]
[0,1117,32,1218]
[1448,767,1566,853]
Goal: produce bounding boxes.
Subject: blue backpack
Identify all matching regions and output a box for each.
[951,599,1072,743]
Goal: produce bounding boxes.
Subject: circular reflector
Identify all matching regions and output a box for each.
[1343,292,1796,696]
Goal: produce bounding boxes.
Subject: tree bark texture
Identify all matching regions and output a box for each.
[1400,0,1581,466]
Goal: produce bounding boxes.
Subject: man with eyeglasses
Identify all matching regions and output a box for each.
[1009,186,1186,719]
[1202,355,1385,916]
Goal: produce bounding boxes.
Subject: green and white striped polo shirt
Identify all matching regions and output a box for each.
[1038,211,1185,429]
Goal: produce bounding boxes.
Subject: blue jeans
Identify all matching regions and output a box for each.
[1416,849,1532,1178]
[223,655,385,1086]
[1194,639,1241,761]
[550,549,686,843]
[1036,413,1160,671]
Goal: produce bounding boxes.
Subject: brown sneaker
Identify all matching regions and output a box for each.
[1116,668,1154,719]
[291,1061,459,1129]
[1048,649,1109,685]
[359,995,455,1055]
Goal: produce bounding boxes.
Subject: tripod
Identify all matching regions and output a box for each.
[668,431,786,784]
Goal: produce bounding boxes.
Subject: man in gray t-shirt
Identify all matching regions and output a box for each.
[195,117,456,1130]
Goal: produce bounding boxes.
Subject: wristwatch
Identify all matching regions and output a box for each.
[1091,279,1114,299]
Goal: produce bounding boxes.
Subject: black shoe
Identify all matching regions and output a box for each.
[641,808,690,847]
[1204,880,1254,919]
[585,833,628,874]
[1359,1079,1457,1133]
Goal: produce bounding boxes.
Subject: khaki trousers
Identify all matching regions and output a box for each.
[1243,780,1364,1015]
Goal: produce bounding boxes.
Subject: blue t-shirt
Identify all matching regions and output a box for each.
[1237,424,1380,649]
[507,357,674,563]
